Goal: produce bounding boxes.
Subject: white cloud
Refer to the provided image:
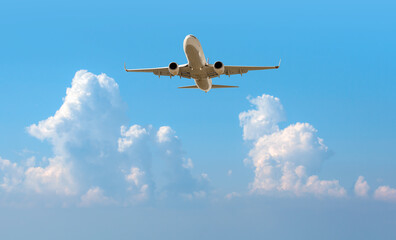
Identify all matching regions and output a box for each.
[157,126,176,143]
[0,70,208,205]
[125,167,149,201]
[80,187,114,207]
[354,176,370,197]
[117,124,153,199]
[25,70,127,196]
[24,156,77,196]
[156,126,208,196]
[304,175,346,197]
[118,125,148,152]
[239,95,285,140]
[0,157,23,192]
[117,124,208,200]
[125,167,145,186]
[240,94,346,198]
[28,70,124,147]
[374,186,396,202]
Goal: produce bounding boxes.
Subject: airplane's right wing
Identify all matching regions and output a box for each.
[124,64,191,79]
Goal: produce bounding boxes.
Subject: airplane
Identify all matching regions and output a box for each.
[124,35,280,93]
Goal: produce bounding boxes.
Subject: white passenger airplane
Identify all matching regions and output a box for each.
[125,35,280,92]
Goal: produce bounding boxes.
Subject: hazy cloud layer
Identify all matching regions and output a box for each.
[240,94,346,197]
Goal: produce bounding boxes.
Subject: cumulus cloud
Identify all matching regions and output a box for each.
[9,71,391,204]
[155,126,209,197]
[240,94,346,197]
[157,126,176,143]
[304,175,346,197]
[24,156,77,196]
[79,187,115,207]
[0,70,206,205]
[117,124,208,200]
[354,176,370,197]
[118,125,148,152]
[0,157,23,192]
[239,95,285,140]
[28,70,125,148]
[374,186,396,202]
[124,167,149,201]
[25,70,127,197]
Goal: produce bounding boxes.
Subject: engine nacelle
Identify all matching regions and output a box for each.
[213,61,225,75]
[168,62,179,76]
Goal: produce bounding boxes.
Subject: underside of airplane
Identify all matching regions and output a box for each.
[125,35,280,92]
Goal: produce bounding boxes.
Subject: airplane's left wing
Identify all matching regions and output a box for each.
[223,61,280,76]
[124,64,191,79]
[205,60,281,78]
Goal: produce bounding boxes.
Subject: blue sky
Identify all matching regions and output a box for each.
[0,0,396,239]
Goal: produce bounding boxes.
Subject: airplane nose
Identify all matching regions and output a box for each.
[184,34,198,49]
[184,35,194,46]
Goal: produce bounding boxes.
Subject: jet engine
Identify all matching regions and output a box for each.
[168,62,179,76]
[213,61,225,75]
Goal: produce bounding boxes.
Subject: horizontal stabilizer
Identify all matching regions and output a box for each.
[178,85,238,89]
[211,85,238,88]
[178,85,198,89]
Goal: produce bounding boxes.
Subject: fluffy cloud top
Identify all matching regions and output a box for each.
[374,186,396,202]
[25,70,127,196]
[28,70,124,149]
[239,95,285,140]
[157,126,176,143]
[79,187,114,207]
[354,176,370,197]
[240,94,346,197]
[118,125,148,152]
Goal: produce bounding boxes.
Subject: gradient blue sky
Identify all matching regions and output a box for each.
[0,0,396,239]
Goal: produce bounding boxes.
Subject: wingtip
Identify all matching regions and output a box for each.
[124,63,127,71]
[278,59,281,67]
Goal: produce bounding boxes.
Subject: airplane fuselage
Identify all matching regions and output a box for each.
[183,35,212,92]
[125,35,280,92]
